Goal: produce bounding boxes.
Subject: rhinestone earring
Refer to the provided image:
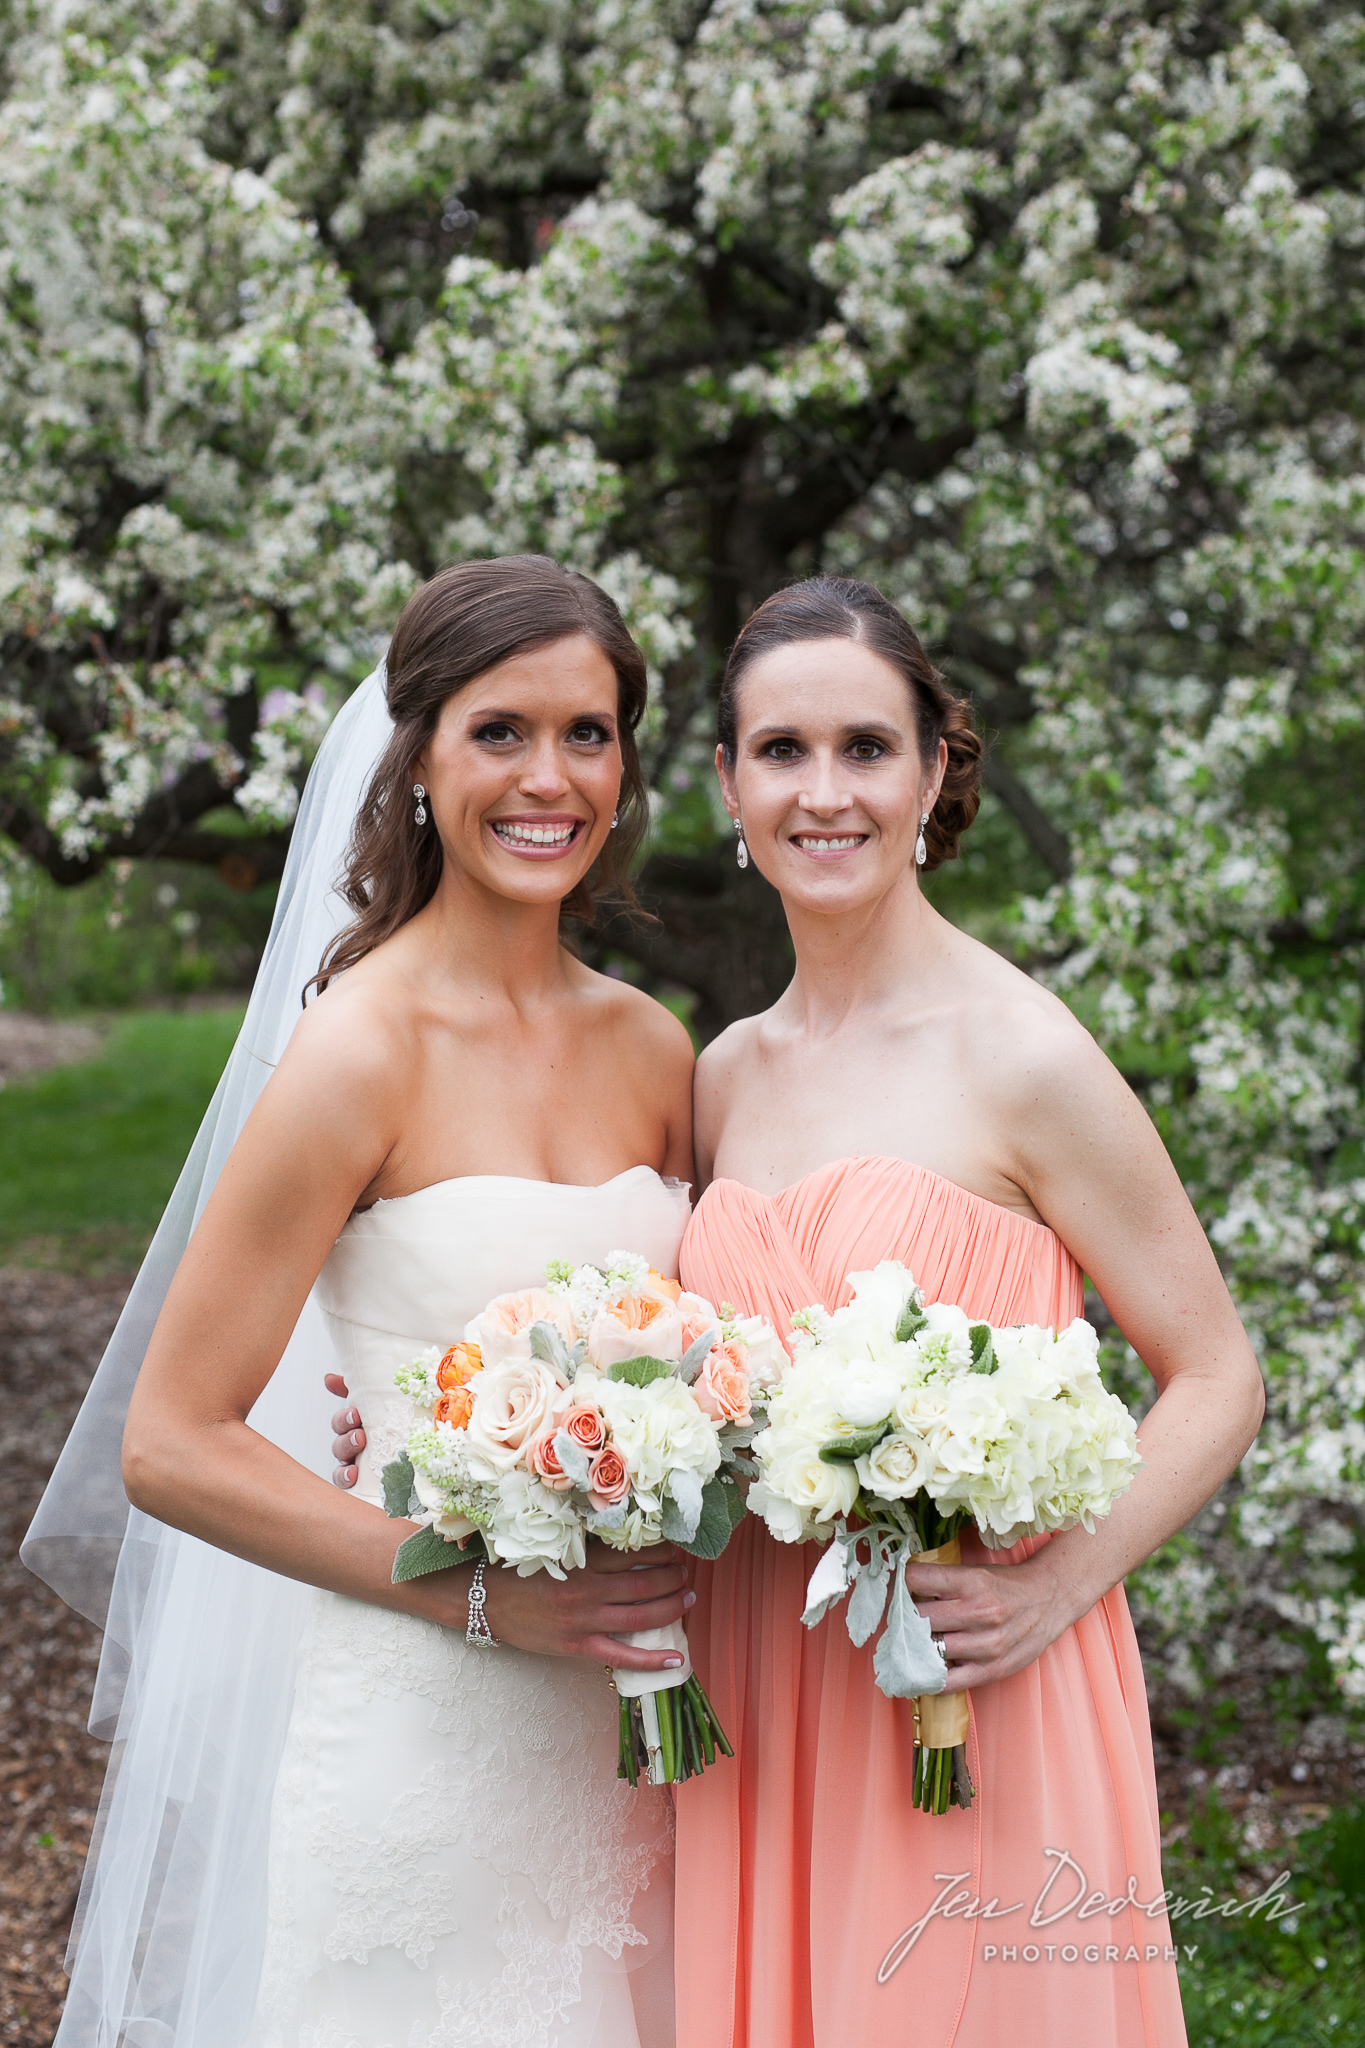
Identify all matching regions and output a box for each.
[915,811,929,868]
[734,816,749,870]
[413,783,427,827]
[611,810,619,829]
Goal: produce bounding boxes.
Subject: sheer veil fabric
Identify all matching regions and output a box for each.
[21,669,397,2045]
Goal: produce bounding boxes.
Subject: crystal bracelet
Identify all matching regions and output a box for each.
[466,1558,497,1648]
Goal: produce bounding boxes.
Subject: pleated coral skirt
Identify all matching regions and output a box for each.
[676,1156,1186,2048]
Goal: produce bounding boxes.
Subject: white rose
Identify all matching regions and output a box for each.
[464,1359,570,1481]
[843,1260,920,1329]
[745,1475,811,1544]
[759,1434,859,1529]
[856,1429,934,1499]
[486,1470,587,1577]
[729,1313,788,1389]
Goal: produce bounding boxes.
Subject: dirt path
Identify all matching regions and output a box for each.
[0,1271,126,2048]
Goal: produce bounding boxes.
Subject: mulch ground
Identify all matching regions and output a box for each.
[2,1271,1363,2045]
[0,1271,126,2048]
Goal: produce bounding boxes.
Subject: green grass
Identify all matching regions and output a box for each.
[0,1005,243,1271]
[1170,1797,1365,2045]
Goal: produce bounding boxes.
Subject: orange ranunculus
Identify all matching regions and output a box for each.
[438,1342,482,1390]
[435,1384,476,1430]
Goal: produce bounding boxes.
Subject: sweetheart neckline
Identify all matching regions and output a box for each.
[701,1153,1056,1239]
[354,1162,681,1217]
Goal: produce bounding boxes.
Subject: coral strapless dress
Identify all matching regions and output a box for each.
[675,1156,1185,2048]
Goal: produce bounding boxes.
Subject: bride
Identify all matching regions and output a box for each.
[25,555,695,2047]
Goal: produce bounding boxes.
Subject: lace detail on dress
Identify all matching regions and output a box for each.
[251,1589,673,2048]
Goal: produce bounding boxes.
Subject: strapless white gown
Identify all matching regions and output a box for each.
[248,1168,690,2048]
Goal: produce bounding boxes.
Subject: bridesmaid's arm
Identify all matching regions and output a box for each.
[907,1011,1265,1693]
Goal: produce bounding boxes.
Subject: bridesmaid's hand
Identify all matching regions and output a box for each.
[326,1374,364,1487]
[903,1550,1080,1694]
[477,1540,697,1670]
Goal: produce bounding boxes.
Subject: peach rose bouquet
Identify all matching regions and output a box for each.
[381,1249,784,1785]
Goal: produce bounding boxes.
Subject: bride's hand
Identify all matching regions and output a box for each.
[325,1374,364,1487]
[903,1551,1080,1694]
[323,1374,695,1668]
[475,1540,697,1670]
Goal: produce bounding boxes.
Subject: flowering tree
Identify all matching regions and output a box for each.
[3,3,1365,1704]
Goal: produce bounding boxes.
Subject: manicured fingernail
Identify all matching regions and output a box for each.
[347,1411,358,1428]
[665,1655,683,1668]
[351,1431,363,1449]
[683,1591,696,1609]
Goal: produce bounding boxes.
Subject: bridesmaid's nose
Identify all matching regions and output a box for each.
[518,735,572,800]
[797,750,855,817]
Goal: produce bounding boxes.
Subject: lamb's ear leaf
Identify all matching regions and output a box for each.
[677,1477,747,1560]
[819,1422,892,1463]
[530,1319,572,1373]
[382,1455,416,1519]
[895,1299,928,1342]
[969,1324,996,1374]
[608,1355,674,1387]
[553,1427,593,1489]
[677,1328,719,1384]
[661,1465,704,1543]
[391,1527,465,1583]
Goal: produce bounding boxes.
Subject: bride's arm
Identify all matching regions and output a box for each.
[907,1005,1265,1692]
[122,993,693,1670]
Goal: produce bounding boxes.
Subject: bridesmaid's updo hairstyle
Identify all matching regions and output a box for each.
[310,555,649,997]
[717,577,982,871]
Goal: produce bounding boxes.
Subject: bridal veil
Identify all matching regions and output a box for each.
[21,667,395,2045]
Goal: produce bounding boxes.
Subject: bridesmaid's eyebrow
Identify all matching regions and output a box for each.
[747,720,903,744]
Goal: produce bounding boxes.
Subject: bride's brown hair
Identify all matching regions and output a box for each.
[309,555,649,998]
[717,577,982,870]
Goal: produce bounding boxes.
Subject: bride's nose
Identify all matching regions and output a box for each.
[517,735,572,799]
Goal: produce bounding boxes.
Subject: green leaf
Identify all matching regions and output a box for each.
[895,1300,928,1342]
[381,1454,416,1519]
[529,1319,572,1373]
[677,1476,748,1560]
[391,1526,466,1583]
[969,1323,996,1374]
[819,1422,892,1463]
[608,1355,674,1386]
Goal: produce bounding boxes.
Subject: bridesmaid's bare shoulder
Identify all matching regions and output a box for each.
[936,921,1155,1193]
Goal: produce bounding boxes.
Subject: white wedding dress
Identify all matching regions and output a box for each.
[247,1166,690,2048]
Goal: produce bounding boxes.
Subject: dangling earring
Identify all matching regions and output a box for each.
[413,783,427,826]
[734,816,749,870]
[915,811,928,868]
[611,811,619,829]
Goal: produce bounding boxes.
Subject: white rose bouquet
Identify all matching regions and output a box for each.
[748,1261,1142,1814]
[381,1251,784,1786]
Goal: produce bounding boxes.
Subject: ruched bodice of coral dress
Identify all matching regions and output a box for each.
[247,1166,688,2048]
[676,1155,1186,2048]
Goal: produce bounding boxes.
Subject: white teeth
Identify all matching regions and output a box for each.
[795,835,863,851]
[493,822,576,847]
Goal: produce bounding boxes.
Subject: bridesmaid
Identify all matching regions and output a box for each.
[673,576,1264,2048]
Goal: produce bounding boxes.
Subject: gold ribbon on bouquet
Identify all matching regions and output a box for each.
[909,1534,970,1749]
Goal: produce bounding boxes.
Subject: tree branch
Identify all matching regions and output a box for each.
[978,754,1072,881]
